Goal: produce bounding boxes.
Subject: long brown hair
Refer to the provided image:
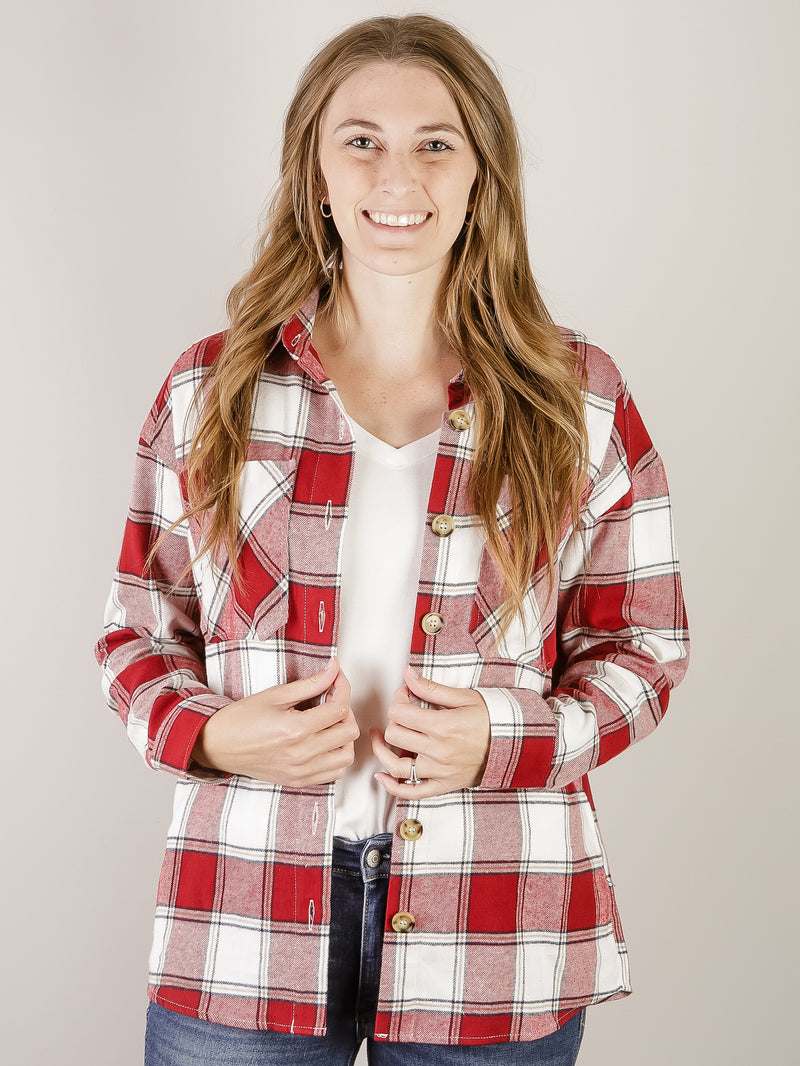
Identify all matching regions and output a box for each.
[172,14,588,632]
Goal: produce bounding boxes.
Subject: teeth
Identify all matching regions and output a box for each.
[367,211,428,227]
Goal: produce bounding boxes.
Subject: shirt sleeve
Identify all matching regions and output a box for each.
[476,380,689,790]
[95,370,232,779]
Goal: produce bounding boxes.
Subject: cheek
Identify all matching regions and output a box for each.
[325,152,374,182]
[440,182,473,227]
[438,172,475,214]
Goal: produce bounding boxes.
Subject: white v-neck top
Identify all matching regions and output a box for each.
[334,418,440,840]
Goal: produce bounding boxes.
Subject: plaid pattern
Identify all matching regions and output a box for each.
[96,293,689,1044]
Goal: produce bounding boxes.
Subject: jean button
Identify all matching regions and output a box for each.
[365,848,383,869]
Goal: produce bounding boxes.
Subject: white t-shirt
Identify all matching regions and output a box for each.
[334,418,440,840]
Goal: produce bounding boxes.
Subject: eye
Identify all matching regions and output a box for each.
[424,139,455,153]
[347,135,377,149]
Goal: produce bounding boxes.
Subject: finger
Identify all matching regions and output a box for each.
[387,698,438,733]
[307,708,359,752]
[314,740,357,777]
[384,720,430,757]
[279,745,356,788]
[325,667,351,706]
[388,701,476,745]
[275,658,340,707]
[387,686,438,733]
[373,771,442,800]
[370,728,416,777]
[403,664,473,709]
[296,699,354,741]
[390,683,411,705]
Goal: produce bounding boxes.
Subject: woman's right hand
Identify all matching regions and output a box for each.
[191,658,358,786]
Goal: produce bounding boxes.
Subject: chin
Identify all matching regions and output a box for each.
[348,247,450,280]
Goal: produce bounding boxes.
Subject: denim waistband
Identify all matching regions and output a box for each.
[332,834,393,881]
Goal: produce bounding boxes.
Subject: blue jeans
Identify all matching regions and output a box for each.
[145,835,585,1065]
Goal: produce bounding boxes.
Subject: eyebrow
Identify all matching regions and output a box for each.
[332,119,467,139]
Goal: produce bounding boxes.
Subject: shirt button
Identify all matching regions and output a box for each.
[420,612,444,636]
[448,409,471,431]
[399,819,423,842]
[391,911,416,934]
[365,848,383,869]
[431,514,455,537]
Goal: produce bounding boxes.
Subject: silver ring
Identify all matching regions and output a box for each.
[403,760,420,786]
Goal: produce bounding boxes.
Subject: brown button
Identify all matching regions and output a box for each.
[420,612,444,636]
[431,514,455,537]
[448,409,471,431]
[399,819,423,842]
[391,911,416,934]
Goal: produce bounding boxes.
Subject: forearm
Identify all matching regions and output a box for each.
[476,647,678,790]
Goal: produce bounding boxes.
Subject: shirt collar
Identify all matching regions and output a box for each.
[273,288,471,407]
[273,289,328,385]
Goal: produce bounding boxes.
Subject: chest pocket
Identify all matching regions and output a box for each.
[194,458,295,642]
[469,554,550,691]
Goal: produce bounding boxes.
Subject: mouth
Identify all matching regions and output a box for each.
[363,210,431,228]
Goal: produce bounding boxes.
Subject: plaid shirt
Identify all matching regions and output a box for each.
[96,293,689,1044]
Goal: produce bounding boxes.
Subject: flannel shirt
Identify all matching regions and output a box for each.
[96,292,689,1044]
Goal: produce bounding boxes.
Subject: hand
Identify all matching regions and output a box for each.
[192,658,359,787]
[371,665,490,800]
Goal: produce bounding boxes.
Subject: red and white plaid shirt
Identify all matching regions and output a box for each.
[96,293,689,1044]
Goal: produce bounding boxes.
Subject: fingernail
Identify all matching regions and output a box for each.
[406,664,419,678]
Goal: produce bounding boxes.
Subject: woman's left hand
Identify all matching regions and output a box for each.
[371,665,490,799]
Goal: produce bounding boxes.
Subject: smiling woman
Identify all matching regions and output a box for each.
[96,13,688,1066]
[318,64,477,280]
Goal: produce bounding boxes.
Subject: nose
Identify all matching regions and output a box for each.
[377,149,417,197]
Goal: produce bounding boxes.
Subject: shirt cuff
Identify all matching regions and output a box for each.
[150,690,233,781]
[474,686,555,790]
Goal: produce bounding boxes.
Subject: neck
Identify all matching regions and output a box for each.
[321,254,452,376]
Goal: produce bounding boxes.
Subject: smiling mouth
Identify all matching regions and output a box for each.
[364,210,431,228]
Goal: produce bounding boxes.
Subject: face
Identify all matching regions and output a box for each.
[317,63,478,281]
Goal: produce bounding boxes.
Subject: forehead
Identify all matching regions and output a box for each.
[320,62,463,130]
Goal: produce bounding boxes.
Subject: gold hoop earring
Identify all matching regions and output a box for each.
[320,198,332,218]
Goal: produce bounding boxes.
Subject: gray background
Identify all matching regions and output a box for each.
[2,1,796,1062]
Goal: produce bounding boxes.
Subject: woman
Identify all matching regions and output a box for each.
[97,14,689,1065]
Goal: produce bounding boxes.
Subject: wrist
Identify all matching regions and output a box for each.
[191,716,224,771]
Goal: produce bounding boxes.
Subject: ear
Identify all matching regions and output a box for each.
[310,154,328,202]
